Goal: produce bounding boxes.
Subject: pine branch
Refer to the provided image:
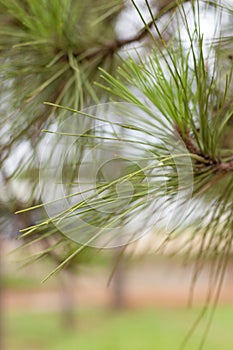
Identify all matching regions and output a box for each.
[58,0,186,63]
[175,124,233,172]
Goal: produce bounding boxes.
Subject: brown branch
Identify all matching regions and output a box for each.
[215,160,233,172]
[101,0,191,52]
[175,124,233,172]
[62,0,187,63]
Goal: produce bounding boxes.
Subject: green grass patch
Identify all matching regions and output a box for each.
[3,305,233,350]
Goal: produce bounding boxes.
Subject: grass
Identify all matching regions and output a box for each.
[3,305,233,350]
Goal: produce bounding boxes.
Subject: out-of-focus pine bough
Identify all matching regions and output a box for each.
[0,0,190,268]
[0,1,233,347]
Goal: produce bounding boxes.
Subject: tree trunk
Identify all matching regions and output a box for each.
[59,271,76,329]
[111,249,126,310]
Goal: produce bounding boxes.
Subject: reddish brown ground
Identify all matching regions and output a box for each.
[3,260,233,312]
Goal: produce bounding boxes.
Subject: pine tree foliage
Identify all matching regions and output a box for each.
[0,0,124,182]
[15,0,232,264]
[1,1,233,345]
[0,0,184,275]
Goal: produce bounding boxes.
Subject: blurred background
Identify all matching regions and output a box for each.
[0,0,233,349]
[1,239,233,350]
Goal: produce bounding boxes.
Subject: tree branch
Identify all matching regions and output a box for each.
[175,125,233,173]
[61,0,187,63]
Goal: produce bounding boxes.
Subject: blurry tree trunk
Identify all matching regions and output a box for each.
[59,271,76,329]
[111,248,126,309]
